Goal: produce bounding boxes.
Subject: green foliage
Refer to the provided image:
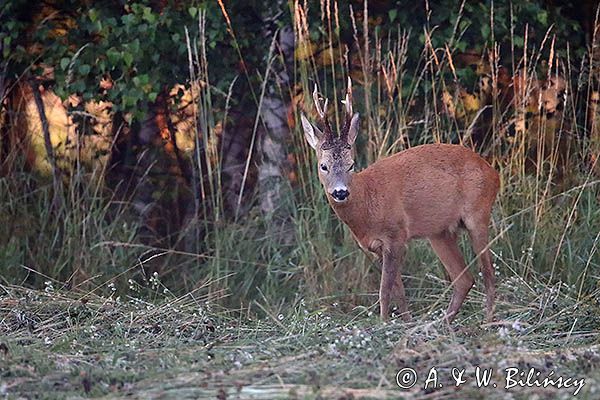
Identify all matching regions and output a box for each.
[385,0,586,59]
[0,1,31,70]
[299,0,585,61]
[1,0,588,124]
[45,2,201,121]
[2,1,276,122]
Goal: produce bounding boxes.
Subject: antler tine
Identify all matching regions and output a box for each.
[312,84,324,119]
[344,76,353,117]
[312,84,333,137]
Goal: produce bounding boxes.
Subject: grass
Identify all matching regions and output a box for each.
[2,1,600,399]
[2,276,600,399]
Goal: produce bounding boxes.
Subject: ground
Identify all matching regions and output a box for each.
[2,277,600,400]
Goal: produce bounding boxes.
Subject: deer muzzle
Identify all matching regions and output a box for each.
[331,187,350,202]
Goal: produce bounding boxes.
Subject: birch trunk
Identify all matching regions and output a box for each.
[258,9,295,244]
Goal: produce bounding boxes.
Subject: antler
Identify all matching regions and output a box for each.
[312,85,333,136]
[340,77,354,141]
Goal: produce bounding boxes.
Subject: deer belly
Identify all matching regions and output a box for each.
[404,200,463,238]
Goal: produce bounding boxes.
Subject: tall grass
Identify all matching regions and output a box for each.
[291,1,600,314]
[0,2,598,323]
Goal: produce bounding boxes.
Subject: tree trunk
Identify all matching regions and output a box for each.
[257,6,295,244]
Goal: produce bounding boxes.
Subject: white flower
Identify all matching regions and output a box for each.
[511,320,524,332]
[498,326,509,338]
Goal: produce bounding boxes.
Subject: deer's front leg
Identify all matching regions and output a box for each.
[380,246,407,321]
[392,260,411,321]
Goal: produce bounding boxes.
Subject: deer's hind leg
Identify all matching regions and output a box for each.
[429,230,474,322]
[464,216,496,322]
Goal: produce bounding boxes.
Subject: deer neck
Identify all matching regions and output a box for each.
[328,172,368,230]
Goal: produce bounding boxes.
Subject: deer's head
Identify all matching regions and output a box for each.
[301,78,360,203]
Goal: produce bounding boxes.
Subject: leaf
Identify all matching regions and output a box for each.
[71,80,85,93]
[148,92,158,102]
[295,41,317,61]
[129,39,140,54]
[188,6,198,18]
[138,74,149,85]
[537,10,548,26]
[78,64,91,75]
[481,24,491,40]
[60,57,70,70]
[388,9,397,23]
[134,110,146,123]
[123,94,134,108]
[142,7,156,23]
[106,48,120,65]
[513,35,524,48]
[89,8,98,23]
[461,92,480,113]
[123,52,133,68]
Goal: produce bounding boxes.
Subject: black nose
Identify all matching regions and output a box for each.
[332,189,349,201]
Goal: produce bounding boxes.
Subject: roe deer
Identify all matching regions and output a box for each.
[301,79,500,322]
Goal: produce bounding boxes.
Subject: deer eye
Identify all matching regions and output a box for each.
[320,164,328,172]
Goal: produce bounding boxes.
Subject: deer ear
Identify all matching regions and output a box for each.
[347,112,360,145]
[300,113,322,150]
